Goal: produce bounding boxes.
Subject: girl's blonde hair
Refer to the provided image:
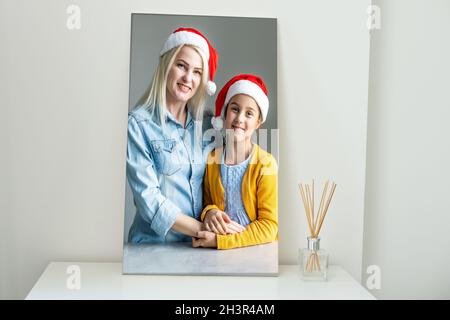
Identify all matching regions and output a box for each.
[135,45,209,126]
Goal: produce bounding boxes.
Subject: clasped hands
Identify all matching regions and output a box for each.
[192,209,245,248]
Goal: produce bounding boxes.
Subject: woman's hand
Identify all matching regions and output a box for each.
[172,212,205,237]
[204,209,245,235]
[192,231,217,248]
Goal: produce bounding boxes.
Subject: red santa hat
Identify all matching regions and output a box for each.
[160,27,218,95]
[212,74,269,130]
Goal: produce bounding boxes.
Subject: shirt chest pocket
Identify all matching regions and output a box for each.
[150,139,181,176]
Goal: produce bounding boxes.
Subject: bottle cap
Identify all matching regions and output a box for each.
[307,236,321,251]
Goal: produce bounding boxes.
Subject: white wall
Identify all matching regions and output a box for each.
[0,0,370,299]
[363,0,450,299]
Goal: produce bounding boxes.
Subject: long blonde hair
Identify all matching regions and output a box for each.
[135,44,209,126]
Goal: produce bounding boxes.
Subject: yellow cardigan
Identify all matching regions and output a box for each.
[201,144,278,249]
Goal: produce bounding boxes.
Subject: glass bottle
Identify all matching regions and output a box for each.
[299,236,329,281]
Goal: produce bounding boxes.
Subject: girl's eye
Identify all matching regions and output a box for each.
[177,63,186,69]
[247,112,254,117]
[194,70,202,75]
[232,107,239,112]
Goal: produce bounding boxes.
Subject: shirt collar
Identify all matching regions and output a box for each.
[164,106,194,128]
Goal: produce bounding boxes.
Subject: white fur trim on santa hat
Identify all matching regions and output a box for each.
[160,31,210,60]
[223,80,269,123]
[206,81,216,95]
[211,116,223,130]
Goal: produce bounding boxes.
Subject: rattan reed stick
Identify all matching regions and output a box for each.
[299,180,337,273]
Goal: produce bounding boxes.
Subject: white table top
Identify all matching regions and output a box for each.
[123,241,278,275]
[26,262,375,300]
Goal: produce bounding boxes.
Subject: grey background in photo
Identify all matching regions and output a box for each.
[124,14,277,243]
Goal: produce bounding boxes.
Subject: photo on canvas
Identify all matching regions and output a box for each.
[123,13,278,275]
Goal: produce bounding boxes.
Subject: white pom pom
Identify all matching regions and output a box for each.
[211,116,223,130]
[206,81,216,95]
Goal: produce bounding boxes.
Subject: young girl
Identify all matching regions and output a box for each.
[193,74,278,249]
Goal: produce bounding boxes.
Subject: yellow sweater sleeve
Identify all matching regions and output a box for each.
[217,156,278,249]
[200,163,219,221]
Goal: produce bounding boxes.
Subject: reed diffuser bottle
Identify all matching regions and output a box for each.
[298,180,336,281]
[300,236,328,280]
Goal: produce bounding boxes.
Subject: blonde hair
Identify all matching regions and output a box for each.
[135,45,209,126]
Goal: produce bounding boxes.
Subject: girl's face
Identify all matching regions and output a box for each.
[166,46,203,105]
[224,94,262,143]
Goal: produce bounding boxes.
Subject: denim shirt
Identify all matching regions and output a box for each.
[126,106,216,243]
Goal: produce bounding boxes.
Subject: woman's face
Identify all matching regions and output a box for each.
[166,46,204,105]
[224,94,262,143]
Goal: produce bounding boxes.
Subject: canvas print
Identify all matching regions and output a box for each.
[123,13,278,275]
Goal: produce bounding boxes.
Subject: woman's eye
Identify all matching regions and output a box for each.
[194,70,202,75]
[247,112,254,117]
[177,63,185,69]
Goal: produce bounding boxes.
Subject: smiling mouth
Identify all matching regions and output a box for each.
[232,125,245,132]
[177,83,191,92]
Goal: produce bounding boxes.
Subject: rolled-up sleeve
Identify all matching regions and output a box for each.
[126,115,180,237]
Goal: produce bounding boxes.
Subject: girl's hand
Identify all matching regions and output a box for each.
[204,209,246,235]
[192,231,217,248]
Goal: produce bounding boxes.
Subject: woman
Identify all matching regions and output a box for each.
[126,27,244,244]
